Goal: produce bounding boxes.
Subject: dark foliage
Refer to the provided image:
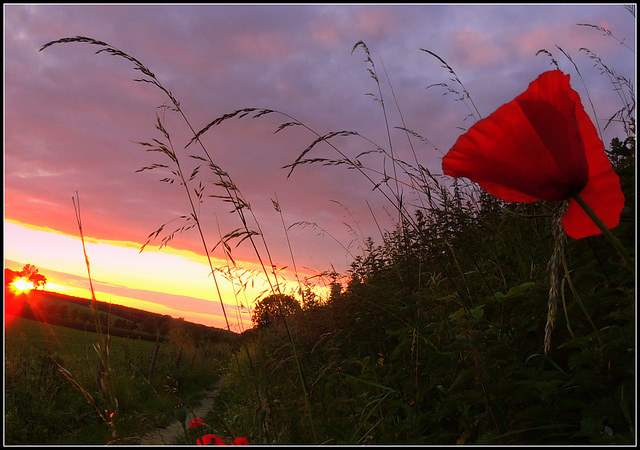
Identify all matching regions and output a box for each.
[221,136,635,445]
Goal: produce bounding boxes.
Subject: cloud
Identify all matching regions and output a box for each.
[355,6,400,39]
[447,28,502,69]
[5,4,635,326]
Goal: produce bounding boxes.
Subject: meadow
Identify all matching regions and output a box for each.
[5,17,636,445]
[5,312,234,444]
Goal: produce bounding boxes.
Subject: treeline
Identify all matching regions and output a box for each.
[5,288,237,345]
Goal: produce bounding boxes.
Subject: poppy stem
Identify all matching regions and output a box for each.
[571,193,633,267]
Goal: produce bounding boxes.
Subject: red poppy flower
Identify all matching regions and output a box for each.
[232,437,249,445]
[442,70,624,239]
[197,434,227,445]
[190,418,206,428]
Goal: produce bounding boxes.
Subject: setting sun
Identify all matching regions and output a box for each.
[11,278,35,293]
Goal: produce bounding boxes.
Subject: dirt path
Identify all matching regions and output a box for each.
[137,382,224,445]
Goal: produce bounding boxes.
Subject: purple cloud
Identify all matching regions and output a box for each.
[5,4,635,305]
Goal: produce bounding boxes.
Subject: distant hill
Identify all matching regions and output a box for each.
[5,288,238,343]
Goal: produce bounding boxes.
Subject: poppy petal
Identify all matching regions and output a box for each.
[560,71,624,238]
[232,437,249,445]
[197,435,212,445]
[442,69,623,239]
[197,434,227,446]
[562,154,625,239]
[442,70,590,203]
[190,418,206,428]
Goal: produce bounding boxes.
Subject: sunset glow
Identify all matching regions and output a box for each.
[10,278,35,293]
[4,220,320,331]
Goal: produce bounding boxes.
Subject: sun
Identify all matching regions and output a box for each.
[11,278,35,293]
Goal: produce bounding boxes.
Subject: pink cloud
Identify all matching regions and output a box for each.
[311,21,345,46]
[309,5,401,47]
[447,28,502,69]
[355,7,399,40]
[230,31,294,59]
[5,4,634,329]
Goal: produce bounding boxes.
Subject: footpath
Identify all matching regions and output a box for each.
[137,382,224,445]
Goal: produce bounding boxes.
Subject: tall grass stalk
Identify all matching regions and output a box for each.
[578,46,635,137]
[272,194,320,438]
[40,37,235,338]
[50,192,119,440]
[352,41,402,215]
[280,46,491,317]
[421,48,483,123]
[40,36,318,442]
[72,192,98,311]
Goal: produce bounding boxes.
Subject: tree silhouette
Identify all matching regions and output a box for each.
[251,294,301,328]
[5,268,19,286]
[11,264,48,289]
[29,273,47,289]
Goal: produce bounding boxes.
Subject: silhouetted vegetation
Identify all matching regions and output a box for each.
[208,132,634,445]
[11,10,633,445]
[251,293,301,329]
[5,264,47,289]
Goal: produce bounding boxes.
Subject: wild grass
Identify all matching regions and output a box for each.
[204,26,633,444]
[5,315,228,444]
[52,191,119,439]
[20,10,636,444]
[40,34,324,442]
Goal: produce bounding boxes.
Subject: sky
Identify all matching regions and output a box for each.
[4,4,636,331]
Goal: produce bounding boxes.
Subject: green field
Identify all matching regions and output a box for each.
[5,315,231,444]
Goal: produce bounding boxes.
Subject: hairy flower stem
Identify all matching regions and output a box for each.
[571,193,633,267]
[545,204,567,354]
